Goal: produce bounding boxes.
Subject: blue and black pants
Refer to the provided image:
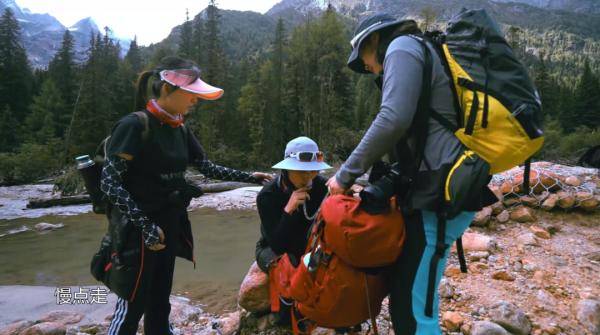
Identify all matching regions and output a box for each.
[389,210,474,334]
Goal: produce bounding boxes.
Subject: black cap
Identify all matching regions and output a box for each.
[347,13,405,74]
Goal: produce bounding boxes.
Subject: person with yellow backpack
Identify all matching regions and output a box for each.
[328,10,544,335]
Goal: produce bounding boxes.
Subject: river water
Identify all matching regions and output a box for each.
[0,207,261,313]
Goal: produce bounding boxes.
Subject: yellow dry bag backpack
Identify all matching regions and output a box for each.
[427,8,545,176]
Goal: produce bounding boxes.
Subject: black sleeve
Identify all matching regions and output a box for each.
[187,128,259,183]
[100,155,160,247]
[106,114,143,159]
[187,128,206,163]
[257,192,302,255]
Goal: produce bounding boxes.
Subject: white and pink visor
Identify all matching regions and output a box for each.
[159,67,224,100]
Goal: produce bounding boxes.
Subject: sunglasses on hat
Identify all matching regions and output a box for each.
[287,151,324,162]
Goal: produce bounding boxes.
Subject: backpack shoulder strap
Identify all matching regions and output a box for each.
[133,111,150,142]
[181,123,189,141]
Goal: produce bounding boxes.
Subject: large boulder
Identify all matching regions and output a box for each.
[489,301,532,335]
[557,191,576,209]
[441,311,463,332]
[472,206,492,227]
[541,193,559,211]
[471,321,511,335]
[38,311,83,325]
[565,176,582,186]
[0,321,35,335]
[576,299,600,334]
[218,311,241,335]
[496,210,510,223]
[510,206,536,223]
[459,232,496,252]
[238,262,270,313]
[577,192,600,211]
[19,322,66,335]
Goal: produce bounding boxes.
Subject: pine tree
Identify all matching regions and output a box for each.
[48,29,77,137]
[314,8,352,154]
[26,79,63,144]
[535,53,560,119]
[0,8,33,122]
[191,0,228,156]
[271,18,287,149]
[0,104,17,152]
[67,30,122,157]
[572,59,600,131]
[191,17,204,68]
[506,26,525,60]
[125,36,143,74]
[238,69,265,166]
[179,9,194,59]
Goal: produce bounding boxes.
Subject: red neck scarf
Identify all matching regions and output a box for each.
[146,100,184,128]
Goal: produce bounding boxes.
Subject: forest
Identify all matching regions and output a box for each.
[0,1,599,186]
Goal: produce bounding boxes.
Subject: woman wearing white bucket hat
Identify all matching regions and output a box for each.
[100,56,272,335]
[254,137,333,326]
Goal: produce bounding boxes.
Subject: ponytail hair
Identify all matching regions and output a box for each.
[376,20,422,65]
[134,70,156,111]
[133,56,199,111]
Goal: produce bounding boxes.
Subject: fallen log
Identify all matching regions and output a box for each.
[197,182,256,193]
[26,182,257,209]
[27,195,91,208]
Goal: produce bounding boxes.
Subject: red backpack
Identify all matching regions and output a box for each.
[269,195,405,333]
[321,195,405,268]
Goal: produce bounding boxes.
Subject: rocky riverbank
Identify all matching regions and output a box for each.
[1,163,598,334]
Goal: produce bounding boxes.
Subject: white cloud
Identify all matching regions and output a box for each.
[15,0,280,46]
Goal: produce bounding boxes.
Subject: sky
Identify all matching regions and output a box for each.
[15,0,281,46]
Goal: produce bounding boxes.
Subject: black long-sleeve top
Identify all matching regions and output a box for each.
[101,110,259,247]
[256,175,328,261]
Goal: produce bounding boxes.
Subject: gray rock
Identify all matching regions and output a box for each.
[19,321,67,335]
[471,321,511,335]
[536,290,557,308]
[472,206,493,227]
[512,261,523,272]
[496,210,510,223]
[0,320,35,335]
[523,263,539,272]
[439,279,454,299]
[586,251,600,262]
[517,232,539,247]
[551,256,568,267]
[39,310,84,325]
[469,251,490,262]
[576,299,600,334]
[34,222,65,232]
[489,301,532,335]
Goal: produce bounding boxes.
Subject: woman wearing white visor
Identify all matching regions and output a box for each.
[254,137,334,326]
[101,56,272,335]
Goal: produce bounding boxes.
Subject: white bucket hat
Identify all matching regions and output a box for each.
[272,137,332,171]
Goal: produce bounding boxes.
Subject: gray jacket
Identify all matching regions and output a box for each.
[336,36,462,204]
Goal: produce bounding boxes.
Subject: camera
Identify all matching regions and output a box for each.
[359,162,411,214]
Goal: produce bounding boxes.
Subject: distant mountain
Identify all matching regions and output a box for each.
[266,0,600,39]
[0,0,130,68]
[491,0,600,14]
[140,0,600,78]
[147,9,278,63]
[268,0,600,17]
